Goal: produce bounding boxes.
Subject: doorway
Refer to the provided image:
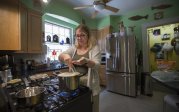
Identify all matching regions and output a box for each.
[148,23,179,72]
[142,16,179,72]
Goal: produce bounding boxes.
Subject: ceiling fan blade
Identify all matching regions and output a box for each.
[74,5,93,10]
[91,10,99,18]
[104,5,119,13]
[102,0,112,4]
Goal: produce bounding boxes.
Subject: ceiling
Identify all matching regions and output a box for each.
[59,0,172,19]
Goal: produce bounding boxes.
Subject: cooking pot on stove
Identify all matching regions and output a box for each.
[15,86,46,106]
[57,72,83,90]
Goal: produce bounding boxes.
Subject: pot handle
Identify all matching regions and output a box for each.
[77,73,86,77]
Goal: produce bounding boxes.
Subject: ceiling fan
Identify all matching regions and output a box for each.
[74,0,119,18]
[32,0,50,9]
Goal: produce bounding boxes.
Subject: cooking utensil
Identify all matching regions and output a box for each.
[57,71,82,90]
[15,86,46,106]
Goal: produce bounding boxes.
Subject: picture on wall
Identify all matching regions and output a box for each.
[153,29,160,36]
[161,33,171,40]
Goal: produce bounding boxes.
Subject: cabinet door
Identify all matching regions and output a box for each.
[28,10,42,53]
[97,26,111,53]
[99,65,107,86]
[19,3,28,52]
[0,0,20,50]
[90,29,98,41]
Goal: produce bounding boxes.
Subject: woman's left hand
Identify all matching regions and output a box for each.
[72,57,89,65]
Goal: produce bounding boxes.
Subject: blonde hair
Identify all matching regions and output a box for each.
[75,24,97,50]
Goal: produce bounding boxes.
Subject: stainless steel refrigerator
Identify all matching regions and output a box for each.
[106,33,137,97]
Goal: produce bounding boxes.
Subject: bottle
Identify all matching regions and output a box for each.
[5,69,12,82]
[47,57,51,67]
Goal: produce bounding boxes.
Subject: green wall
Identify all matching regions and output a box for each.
[109,0,179,52]
[21,0,179,51]
[96,16,111,29]
[42,14,78,31]
[20,0,97,29]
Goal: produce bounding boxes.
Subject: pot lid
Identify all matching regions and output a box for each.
[57,72,80,77]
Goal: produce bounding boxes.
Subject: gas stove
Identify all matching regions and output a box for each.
[6,76,92,112]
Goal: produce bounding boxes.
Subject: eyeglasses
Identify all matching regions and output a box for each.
[75,33,87,38]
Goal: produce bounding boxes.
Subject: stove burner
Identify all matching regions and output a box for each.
[7,76,90,112]
[59,91,72,101]
[44,100,58,110]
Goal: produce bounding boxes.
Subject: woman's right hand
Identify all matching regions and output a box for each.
[63,55,73,68]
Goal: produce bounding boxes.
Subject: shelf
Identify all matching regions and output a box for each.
[45,42,71,46]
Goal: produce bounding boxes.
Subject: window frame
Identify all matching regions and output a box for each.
[44,21,73,60]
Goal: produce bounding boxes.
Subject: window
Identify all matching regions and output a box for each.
[44,22,72,60]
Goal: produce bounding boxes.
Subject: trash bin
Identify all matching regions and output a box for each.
[141,72,153,96]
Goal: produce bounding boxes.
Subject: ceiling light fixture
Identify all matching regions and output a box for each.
[43,0,48,3]
[93,1,105,11]
[94,4,105,11]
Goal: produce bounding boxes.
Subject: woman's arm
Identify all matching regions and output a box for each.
[87,45,101,69]
[58,46,75,68]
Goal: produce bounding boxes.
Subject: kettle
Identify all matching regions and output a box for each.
[0,69,12,84]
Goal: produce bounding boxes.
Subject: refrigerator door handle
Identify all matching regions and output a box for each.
[122,74,132,77]
[121,74,126,77]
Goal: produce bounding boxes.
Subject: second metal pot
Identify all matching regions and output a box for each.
[15,86,46,106]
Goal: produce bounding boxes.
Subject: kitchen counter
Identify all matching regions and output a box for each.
[25,64,68,76]
[151,71,179,93]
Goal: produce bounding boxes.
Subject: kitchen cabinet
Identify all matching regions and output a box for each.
[97,26,112,53]
[18,3,42,53]
[0,0,20,50]
[27,9,42,53]
[19,3,28,52]
[89,26,111,53]
[99,65,107,86]
[0,1,42,52]
[90,29,98,41]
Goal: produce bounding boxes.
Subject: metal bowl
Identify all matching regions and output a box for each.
[16,86,46,106]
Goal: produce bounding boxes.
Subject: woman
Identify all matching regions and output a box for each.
[59,24,101,112]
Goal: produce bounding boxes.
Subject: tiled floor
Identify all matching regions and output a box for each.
[99,88,169,112]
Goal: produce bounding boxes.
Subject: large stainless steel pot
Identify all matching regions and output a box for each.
[57,72,82,90]
[15,86,46,106]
